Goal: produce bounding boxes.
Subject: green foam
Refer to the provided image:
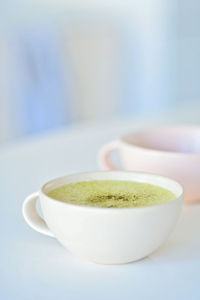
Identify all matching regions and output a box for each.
[47,180,176,208]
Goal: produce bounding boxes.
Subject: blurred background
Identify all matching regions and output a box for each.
[0,0,200,144]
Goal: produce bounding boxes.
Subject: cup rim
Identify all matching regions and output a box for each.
[121,124,200,156]
[41,171,184,211]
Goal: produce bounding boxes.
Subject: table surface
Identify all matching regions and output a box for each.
[1,117,200,300]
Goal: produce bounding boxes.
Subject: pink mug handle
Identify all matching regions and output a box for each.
[98,140,120,170]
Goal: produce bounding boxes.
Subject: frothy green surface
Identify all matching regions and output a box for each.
[47,180,176,208]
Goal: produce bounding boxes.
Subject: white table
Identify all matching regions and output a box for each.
[1,117,200,300]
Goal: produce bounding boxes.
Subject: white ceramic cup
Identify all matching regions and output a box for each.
[98,126,200,203]
[22,171,183,264]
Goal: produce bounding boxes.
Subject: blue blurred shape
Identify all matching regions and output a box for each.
[12,25,68,135]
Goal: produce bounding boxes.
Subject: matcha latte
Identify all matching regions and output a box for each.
[47,180,176,208]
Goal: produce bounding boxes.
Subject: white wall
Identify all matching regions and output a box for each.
[178,0,200,105]
[62,22,120,122]
[0,1,199,143]
[0,40,16,142]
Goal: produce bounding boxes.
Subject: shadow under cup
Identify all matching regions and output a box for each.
[99,126,200,203]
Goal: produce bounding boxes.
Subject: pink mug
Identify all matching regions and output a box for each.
[98,125,200,203]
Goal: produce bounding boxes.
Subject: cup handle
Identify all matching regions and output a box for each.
[98,140,120,170]
[22,191,54,237]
